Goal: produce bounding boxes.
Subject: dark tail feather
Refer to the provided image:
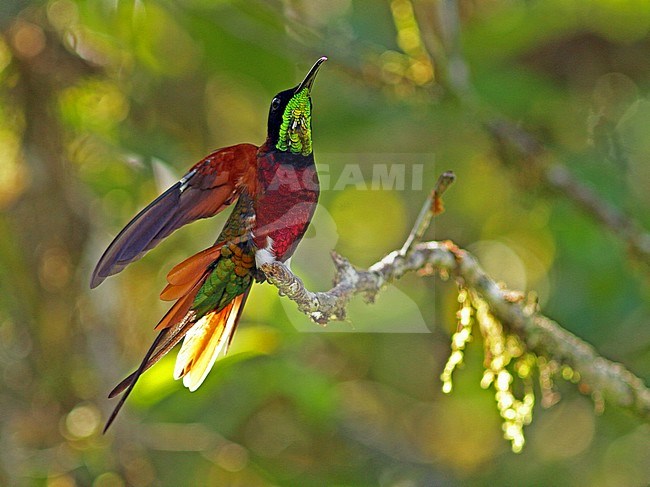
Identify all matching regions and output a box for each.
[107,311,197,399]
[103,264,214,431]
[105,288,250,418]
[103,328,167,433]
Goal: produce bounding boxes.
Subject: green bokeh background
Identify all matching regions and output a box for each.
[1,1,649,485]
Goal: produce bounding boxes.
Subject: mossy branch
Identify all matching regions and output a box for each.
[260,173,650,443]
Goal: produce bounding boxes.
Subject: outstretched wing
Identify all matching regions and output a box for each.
[90,143,258,288]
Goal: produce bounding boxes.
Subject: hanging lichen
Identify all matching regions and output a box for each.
[441,287,543,453]
[473,293,534,453]
[440,286,474,394]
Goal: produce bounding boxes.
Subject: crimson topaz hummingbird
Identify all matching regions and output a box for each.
[92,57,327,431]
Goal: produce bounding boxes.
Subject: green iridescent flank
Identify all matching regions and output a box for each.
[215,193,254,245]
[276,88,312,155]
[191,247,253,317]
[189,193,254,318]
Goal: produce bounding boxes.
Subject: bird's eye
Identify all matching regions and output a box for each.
[271,98,281,111]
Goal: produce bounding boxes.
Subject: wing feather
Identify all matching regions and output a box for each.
[91,143,257,288]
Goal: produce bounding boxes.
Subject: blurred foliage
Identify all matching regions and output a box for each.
[0,0,649,485]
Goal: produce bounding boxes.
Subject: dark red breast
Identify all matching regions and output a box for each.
[253,148,320,262]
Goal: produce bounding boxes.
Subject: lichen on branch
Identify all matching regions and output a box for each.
[260,172,650,451]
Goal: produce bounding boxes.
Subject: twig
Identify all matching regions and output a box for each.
[400,170,455,255]
[260,176,650,421]
[262,171,454,323]
[261,251,389,324]
[435,0,473,98]
[262,240,650,420]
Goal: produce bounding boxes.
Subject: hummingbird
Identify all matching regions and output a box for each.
[93,57,327,431]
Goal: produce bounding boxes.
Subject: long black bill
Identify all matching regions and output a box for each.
[296,56,327,93]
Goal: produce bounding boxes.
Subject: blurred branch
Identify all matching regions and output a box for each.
[413,1,650,269]
[261,175,650,421]
[488,119,650,268]
[432,0,473,98]
[0,11,123,483]
[2,15,95,384]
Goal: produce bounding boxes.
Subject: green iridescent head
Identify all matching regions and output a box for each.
[276,88,312,155]
[267,57,327,156]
